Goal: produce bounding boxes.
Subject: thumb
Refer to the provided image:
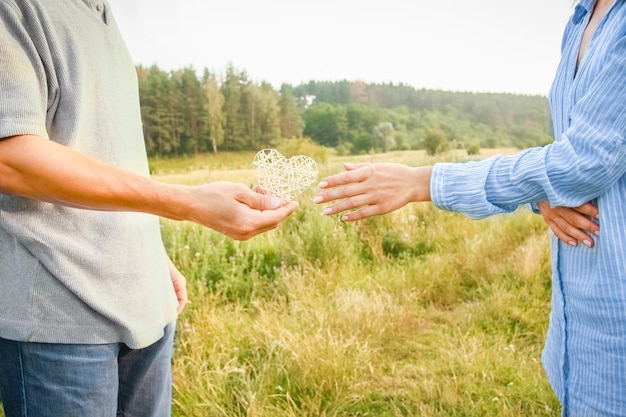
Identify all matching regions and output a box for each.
[244,190,285,211]
[240,185,283,210]
[254,194,299,214]
[260,195,285,210]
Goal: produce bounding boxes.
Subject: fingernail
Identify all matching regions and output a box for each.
[323,207,332,215]
[567,241,577,247]
[583,240,592,248]
[318,181,328,189]
[594,231,600,237]
[313,196,323,204]
[344,163,355,169]
[341,215,349,222]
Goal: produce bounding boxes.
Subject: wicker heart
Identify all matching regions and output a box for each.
[253,149,318,201]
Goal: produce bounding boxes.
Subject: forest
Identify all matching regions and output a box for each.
[137,63,554,158]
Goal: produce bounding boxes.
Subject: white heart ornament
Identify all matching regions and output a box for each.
[253,149,318,201]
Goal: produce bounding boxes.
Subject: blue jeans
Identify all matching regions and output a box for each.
[0,323,175,417]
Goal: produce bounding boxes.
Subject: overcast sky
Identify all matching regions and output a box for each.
[106,0,576,96]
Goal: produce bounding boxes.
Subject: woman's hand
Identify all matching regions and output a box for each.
[537,200,599,247]
[314,162,432,221]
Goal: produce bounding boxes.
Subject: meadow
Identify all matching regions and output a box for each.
[0,149,561,417]
[156,149,560,416]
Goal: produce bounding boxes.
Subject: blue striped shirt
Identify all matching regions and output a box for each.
[431,1,626,415]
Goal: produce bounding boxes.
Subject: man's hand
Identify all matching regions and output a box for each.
[537,200,599,247]
[185,182,298,240]
[166,255,188,315]
[0,135,298,240]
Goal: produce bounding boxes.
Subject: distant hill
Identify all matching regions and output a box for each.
[137,65,553,157]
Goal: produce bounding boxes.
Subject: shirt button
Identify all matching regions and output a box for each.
[96,3,104,12]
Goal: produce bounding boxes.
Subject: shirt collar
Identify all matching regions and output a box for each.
[573,0,624,24]
[572,0,594,24]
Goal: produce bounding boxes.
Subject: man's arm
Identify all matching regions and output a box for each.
[0,134,298,240]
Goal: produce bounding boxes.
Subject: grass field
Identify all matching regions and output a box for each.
[159,148,560,416]
[0,148,561,416]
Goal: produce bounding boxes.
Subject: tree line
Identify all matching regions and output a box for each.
[137,64,553,158]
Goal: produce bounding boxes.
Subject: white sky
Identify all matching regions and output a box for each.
[106,0,576,96]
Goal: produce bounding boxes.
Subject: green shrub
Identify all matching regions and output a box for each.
[276,137,329,163]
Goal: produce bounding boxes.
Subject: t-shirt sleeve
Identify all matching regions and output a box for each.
[0,1,50,140]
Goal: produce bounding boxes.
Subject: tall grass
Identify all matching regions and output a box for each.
[162,149,560,416]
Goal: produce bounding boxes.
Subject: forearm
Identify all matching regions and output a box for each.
[0,134,193,220]
[430,155,524,220]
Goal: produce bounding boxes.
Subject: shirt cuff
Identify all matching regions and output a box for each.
[430,158,516,220]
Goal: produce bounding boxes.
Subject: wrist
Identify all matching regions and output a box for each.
[409,166,433,203]
[142,181,195,222]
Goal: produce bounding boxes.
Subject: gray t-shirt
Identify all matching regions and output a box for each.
[0,0,178,348]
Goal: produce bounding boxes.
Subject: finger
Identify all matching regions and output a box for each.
[239,186,285,210]
[562,210,600,236]
[552,216,595,248]
[254,201,299,224]
[251,184,267,195]
[562,224,595,247]
[547,220,578,247]
[321,194,370,216]
[315,182,366,205]
[234,202,299,240]
[275,201,299,216]
[318,169,367,189]
[574,202,599,219]
[258,195,285,210]
[176,289,188,314]
[339,204,386,222]
[173,275,188,314]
